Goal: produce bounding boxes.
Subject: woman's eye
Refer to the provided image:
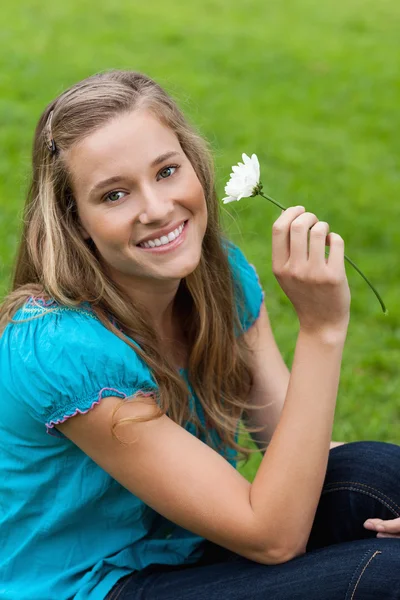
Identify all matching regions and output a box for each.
[103,166,179,203]
[158,165,178,180]
[105,191,126,203]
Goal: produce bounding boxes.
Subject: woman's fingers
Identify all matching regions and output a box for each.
[326,232,346,274]
[364,517,400,534]
[308,221,330,268]
[272,206,305,271]
[289,212,319,264]
[272,205,350,332]
[272,205,344,275]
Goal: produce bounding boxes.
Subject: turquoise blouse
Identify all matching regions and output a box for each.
[0,242,264,600]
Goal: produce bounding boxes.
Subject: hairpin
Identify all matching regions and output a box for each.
[44,110,57,155]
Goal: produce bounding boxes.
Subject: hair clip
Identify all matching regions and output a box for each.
[44,110,57,155]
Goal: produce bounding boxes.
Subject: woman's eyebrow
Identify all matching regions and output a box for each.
[89,175,126,198]
[150,150,181,167]
[88,151,181,198]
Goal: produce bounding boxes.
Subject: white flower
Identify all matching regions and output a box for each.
[222,153,260,204]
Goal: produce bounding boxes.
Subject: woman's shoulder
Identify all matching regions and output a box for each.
[224,240,265,332]
[1,296,157,436]
[14,295,101,325]
[224,240,260,281]
[6,296,108,348]
[3,295,145,370]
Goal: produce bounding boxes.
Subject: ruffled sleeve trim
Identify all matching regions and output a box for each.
[46,386,156,438]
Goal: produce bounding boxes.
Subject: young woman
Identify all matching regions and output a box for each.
[0,70,399,600]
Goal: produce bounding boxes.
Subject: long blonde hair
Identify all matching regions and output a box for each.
[0,70,265,461]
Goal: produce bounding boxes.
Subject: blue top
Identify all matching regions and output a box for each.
[0,242,264,600]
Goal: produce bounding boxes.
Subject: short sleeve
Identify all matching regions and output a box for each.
[1,303,158,438]
[227,242,265,333]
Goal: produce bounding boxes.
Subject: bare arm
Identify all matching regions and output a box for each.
[249,205,350,558]
[249,327,346,557]
[243,303,345,454]
[57,323,345,565]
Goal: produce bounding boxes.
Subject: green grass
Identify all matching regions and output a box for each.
[1,0,399,480]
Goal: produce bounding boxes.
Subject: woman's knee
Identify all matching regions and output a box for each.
[328,440,400,472]
[325,441,400,510]
[307,442,400,550]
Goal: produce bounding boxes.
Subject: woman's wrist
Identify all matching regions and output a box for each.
[298,323,349,347]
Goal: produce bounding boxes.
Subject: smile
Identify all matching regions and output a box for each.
[138,222,185,248]
[136,220,189,253]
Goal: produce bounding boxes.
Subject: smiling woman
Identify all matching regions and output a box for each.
[67,108,208,308]
[1,70,400,600]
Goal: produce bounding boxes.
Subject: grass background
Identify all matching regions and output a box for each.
[1,0,399,479]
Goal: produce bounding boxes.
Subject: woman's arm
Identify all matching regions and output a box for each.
[248,326,347,558]
[57,319,346,566]
[243,303,345,453]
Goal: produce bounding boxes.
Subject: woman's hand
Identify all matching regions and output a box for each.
[364,517,400,538]
[272,206,351,337]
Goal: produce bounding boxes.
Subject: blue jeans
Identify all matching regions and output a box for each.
[105,441,400,599]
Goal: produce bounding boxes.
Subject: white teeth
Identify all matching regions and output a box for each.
[138,222,185,248]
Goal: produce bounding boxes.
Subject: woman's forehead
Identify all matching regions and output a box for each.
[71,109,178,160]
[66,110,182,194]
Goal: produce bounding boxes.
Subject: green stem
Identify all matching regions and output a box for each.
[259,190,387,315]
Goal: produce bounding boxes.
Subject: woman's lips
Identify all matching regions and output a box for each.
[136,220,189,253]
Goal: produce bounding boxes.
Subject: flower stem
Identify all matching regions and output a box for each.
[339,253,387,315]
[258,190,287,211]
[259,190,387,314]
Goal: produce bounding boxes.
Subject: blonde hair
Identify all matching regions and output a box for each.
[0,70,266,461]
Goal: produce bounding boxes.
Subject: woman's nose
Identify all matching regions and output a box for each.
[137,186,174,224]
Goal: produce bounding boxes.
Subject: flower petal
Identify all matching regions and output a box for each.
[251,154,260,182]
[222,152,261,204]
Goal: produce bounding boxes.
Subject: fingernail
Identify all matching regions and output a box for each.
[364,520,375,529]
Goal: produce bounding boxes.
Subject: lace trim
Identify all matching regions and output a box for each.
[45,388,156,437]
[27,296,58,308]
[23,296,99,321]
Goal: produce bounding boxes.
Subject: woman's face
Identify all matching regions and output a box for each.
[67,109,208,287]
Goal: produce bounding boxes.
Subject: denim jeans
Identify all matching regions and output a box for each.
[105,441,400,599]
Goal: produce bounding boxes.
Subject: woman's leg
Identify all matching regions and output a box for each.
[106,441,400,599]
[307,441,400,550]
[107,537,400,599]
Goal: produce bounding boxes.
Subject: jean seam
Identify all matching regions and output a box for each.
[322,485,400,517]
[345,549,382,600]
[323,481,400,513]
